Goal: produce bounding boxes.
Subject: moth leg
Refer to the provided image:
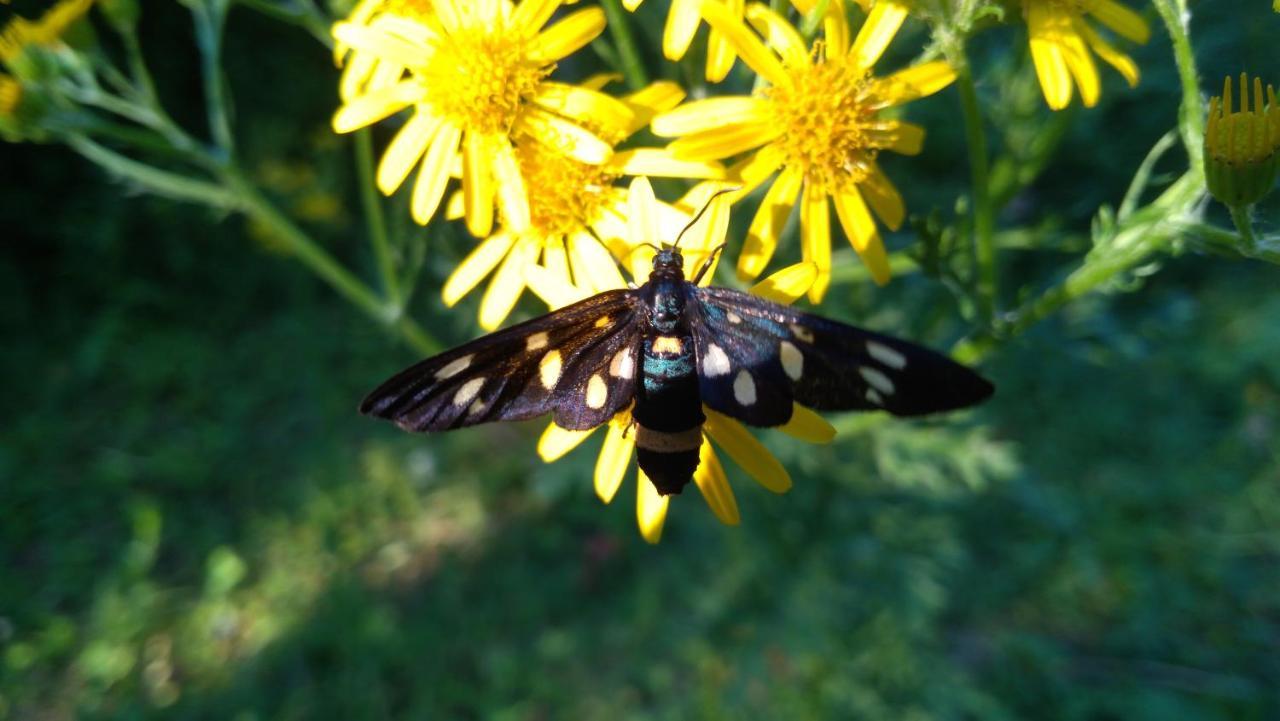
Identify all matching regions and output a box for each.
[691,243,727,285]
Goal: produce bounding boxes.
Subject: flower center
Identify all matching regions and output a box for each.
[420,23,548,135]
[766,48,877,192]
[516,137,618,238]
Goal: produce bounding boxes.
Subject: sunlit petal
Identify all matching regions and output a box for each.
[799,180,832,303]
[778,403,836,443]
[832,185,890,285]
[410,123,462,224]
[636,470,671,543]
[478,236,541,330]
[739,167,801,281]
[748,262,817,305]
[849,0,908,71]
[704,410,792,493]
[538,421,595,462]
[595,411,635,504]
[442,230,515,307]
[693,440,740,526]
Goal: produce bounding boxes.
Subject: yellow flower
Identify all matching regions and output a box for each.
[1022,0,1149,110]
[529,177,836,543]
[1204,74,1279,208]
[0,0,94,61]
[438,77,725,330]
[0,74,20,118]
[330,0,618,236]
[624,0,864,83]
[651,1,951,302]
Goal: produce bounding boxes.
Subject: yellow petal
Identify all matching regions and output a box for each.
[849,0,908,71]
[1059,19,1101,108]
[612,148,726,179]
[663,0,702,60]
[534,83,635,142]
[731,143,786,193]
[693,440,740,526]
[739,166,801,281]
[338,51,377,102]
[865,120,925,156]
[376,112,441,195]
[595,412,635,504]
[445,190,465,220]
[871,61,957,108]
[859,161,906,230]
[582,72,624,92]
[704,0,744,83]
[1084,0,1150,44]
[431,0,464,33]
[636,470,671,543]
[478,236,541,330]
[525,263,588,310]
[1027,3,1075,110]
[650,96,770,136]
[331,79,421,133]
[799,181,831,303]
[331,23,429,74]
[624,0,644,9]
[622,80,686,133]
[410,123,462,225]
[668,122,779,162]
[518,108,613,165]
[530,6,606,62]
[462,131,495,237]
[832,185,890,285]
[1076,17,1141,87]
[538,420,594,461]
[628,176,659,248]
[442,230,515,306]
[675,183,735,284]
[490,137,531,232]
[777,403,836,443]
[699,0,791,87]
[703,409,792,493]
[824,0,850,54]
[542,236,572,292]
[748,261,817,305]
[568,231,628,295]
[511,0,563,33]
[745,3,809,68]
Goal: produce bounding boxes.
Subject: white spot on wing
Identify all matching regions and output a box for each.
[435,354,473,380]
[733,369,757,406]
[865,388,885,405]
[609,348,634,379]
[779,341,803,380]
[866,341,907,369]
[789,324,815,343]
[526,332,549,351]
[466,398,486,417]
[453,377,484,407]
[539,350,562,390]
[702,344,731,377]
[586,374,608,409]
[726,311,742,324]
[859,366,896,395]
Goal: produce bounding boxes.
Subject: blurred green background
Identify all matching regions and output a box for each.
[2,2,1279,719]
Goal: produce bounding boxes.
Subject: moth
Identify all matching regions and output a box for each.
[361,242,994,496]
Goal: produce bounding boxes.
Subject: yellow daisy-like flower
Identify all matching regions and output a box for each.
[1204,74,1279,208]
[330,0,617,236]
[438,77,726,330]
[0,0,94,61]
[1022,0,1150,110]
[528,177,836,543]
[652,1,952,302]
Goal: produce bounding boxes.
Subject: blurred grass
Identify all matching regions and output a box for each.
[2,2,1279,719]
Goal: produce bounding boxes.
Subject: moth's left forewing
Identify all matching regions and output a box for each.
[693,287,994,419]
[360,290,640,432]
[689,289,797,427]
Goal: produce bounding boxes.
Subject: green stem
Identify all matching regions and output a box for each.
[354,129,400,307]
[1228,205,1256,249]
[600,0,648,90]
[67,135,240,208]
[1151,0,1203,168]
[239,0,334,48]
[951,44,997,326]
[193,0,234,158]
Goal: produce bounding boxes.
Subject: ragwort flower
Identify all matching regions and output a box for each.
[331,0,619,236]
[529,178,836,543]
[1022,0,1149,110]
[0,0,94,60]
[439,78,725,330]
[652,1,950,301]
[1204,74,1279,209]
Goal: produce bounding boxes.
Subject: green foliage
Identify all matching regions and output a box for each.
[2,1,1279,720]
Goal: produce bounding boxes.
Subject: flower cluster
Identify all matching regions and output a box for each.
[328,0,1153,539]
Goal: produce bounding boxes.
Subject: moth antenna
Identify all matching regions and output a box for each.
[672,186,741,250]
[623,241,662,267]
[690,243,728,285]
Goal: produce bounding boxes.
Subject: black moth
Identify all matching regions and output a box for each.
[361,244,994,496]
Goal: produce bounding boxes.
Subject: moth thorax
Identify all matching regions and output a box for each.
[648,280,686,333]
